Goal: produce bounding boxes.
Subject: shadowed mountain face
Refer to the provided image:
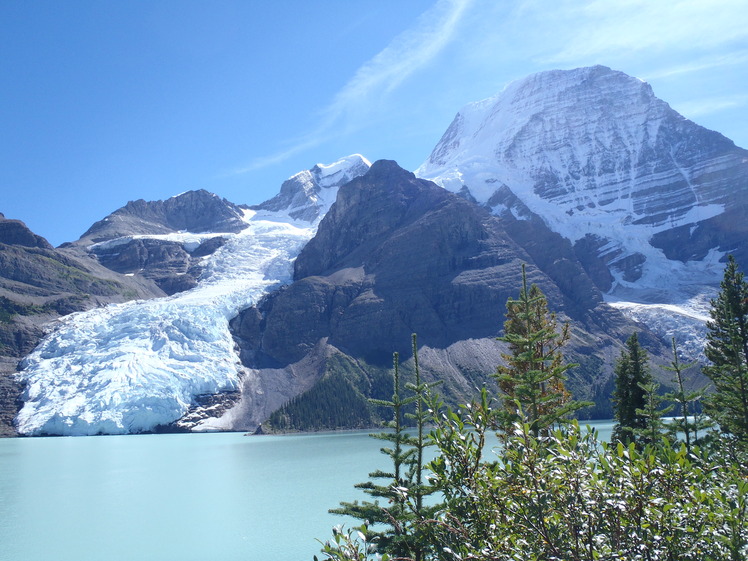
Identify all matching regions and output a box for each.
[229,161,661,429]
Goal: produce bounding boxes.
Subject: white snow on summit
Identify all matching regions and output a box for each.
[416,65,747,354]
[15,156,370,435]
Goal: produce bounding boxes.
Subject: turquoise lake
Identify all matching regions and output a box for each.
[0,421,614,561]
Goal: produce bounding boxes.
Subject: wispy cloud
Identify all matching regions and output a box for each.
[538,0,748,63]
[673,95,748,119]
[234,0,473,174]
[642,51,748,80]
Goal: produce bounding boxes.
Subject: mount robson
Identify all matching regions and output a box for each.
[2,65,747,436]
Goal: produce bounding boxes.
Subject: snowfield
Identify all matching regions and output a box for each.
[15,156,370,435]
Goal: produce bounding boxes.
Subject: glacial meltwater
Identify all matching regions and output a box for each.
[0,421,615,561]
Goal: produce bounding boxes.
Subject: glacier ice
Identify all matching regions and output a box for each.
[15,155,370,435]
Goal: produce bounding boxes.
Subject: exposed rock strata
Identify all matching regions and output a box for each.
[416,65,748,292]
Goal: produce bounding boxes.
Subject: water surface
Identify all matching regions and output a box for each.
[0,421,614,561]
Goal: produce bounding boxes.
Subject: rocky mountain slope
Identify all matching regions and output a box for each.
[416,65,748,359]
[229,160,665,431]
[12,156,371,435]
[6,65,744,436]
[72,190,249,295]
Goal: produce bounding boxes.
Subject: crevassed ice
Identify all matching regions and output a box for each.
[15,217,315,435]
[16,155,370,436]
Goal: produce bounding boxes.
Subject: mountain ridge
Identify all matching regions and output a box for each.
[5,66,744,435]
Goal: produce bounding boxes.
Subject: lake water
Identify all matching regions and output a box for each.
[0,421,614,561]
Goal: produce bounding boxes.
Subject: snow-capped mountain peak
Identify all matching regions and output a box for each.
[416,66,748,360]
[418,66,744,228]
[252,154,371,223]
[417,65,748,287]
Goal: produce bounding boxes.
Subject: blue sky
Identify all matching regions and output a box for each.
[2,0,747,246]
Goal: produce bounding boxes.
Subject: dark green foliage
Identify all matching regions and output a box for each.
[269,371,371,431]
[633,380,672,446]
[314,523,391,561]
[318,271,748,561]
[704,255,748,449]
[426,420,748,561]
[268,355,394,431]
[330,351,415,556]
[0,296,46,323]
[612,332,652,445]
[329,336,441,561]
[495,264,588,437]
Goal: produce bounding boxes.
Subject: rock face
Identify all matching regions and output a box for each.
[229,161,661,429]
[0,214,164,436]
[0,214,53,249]
[71,190,247,295]
[78,189,247,244]
[416,65,748,292]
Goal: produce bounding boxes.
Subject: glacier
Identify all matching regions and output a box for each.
[15,155,371,435]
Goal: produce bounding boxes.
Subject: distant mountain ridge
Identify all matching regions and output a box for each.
[76,189,248,245]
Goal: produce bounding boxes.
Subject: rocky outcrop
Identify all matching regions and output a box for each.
[252,154,371,222]
[76,189,247,245]
[650,204,748,266]
[229,161,663,428]
[70,190,244,295]
[0,215,53,249]
[88,236,227,295]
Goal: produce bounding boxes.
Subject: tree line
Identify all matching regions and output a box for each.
[315,258,748,561]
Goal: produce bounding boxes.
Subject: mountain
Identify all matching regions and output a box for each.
[229,160,662,431]
[71,190,249,295]
[77,189,248,244]
[8,65,744,436]
[0,214,164,435]
[416,65,748,359]
[13,156,371,436]
[251,155,372,222]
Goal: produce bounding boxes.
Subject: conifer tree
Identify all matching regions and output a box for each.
[495,264,586,437]
[704,255,748,448]
[663,337,710,452]
[634,380,672,446]
[612,332,652,445]
[330,335,440,560]
[330,351,415,556]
